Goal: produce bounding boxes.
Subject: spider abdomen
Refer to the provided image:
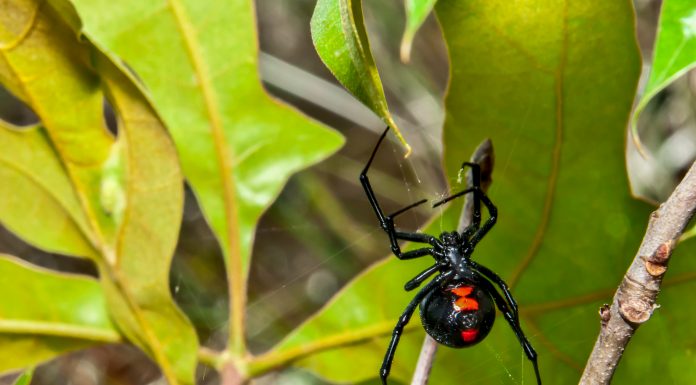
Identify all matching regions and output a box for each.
[419,281,495,348]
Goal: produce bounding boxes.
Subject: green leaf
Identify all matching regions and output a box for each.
[0,255,119,374]
[632,0,696,152]
[0,122,95,258]
[250,209,459,383]
[257,1,654,384]
[0,2,198,382]
[95,54,199,384]
[435,1,648,382]
[66,0,344,360]
[311,0,410,154]
[400,0,438,62]
[0,0,116,249]
[13,369,34,385]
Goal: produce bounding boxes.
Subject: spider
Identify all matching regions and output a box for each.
[360,127,541,385]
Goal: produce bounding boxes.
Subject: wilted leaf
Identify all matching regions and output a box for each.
[632,0,696,151]
[66,0,344,360]
[256,1,660,384]
[311,0,410,154]
[0,255,118,374]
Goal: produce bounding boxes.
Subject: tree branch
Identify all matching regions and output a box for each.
[410,139,495,385]
[580,161,696,384]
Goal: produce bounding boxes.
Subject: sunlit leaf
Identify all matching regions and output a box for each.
[400,0,438,62]
[0,1,198,382]
[0,255,119,374]
[257,1,658,384]
[311,0,410,154]
[632,0,696,152]
[66,0,344,360]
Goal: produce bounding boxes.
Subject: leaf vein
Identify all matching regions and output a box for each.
[508,0,568,289]
[165,0,245,355]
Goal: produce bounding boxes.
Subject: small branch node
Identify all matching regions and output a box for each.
[617,278,657,325]
[643,260,667,276]
[617,277,659,324]
[618,297,653,324]
[653,240,673,262]
[599,304,611,327]
[642,239,674,276]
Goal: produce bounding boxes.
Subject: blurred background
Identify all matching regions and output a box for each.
[0,0,694,383]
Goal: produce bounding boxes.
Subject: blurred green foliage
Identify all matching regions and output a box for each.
[633,0,696,154]
[0,0,695,384]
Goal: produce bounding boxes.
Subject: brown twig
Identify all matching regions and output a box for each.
[410,139,495,385]
[580,161,696,384]
[410,335,439,385]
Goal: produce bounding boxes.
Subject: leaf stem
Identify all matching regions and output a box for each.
[247,322,420,376]
[198,347,224,369]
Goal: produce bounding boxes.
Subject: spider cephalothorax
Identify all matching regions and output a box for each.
[440,231,461,245]
[360,127,541,385]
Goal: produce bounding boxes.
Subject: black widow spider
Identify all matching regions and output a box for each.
[360,127,541,385]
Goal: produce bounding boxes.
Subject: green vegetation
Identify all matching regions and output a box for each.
[0,0,695,384]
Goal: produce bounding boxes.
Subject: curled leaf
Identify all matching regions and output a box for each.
[631,1,696,155]
[401,0,438,62]
[311,0,411,154]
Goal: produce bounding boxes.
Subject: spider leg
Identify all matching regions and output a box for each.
[360,127,441,259]
[432,186,498,249]
[389,198,428,218]
[431,187,476,208]
[360,127,391,227]
[471,260,518,314]
[404,263,440,291]
[380,271,452,385]
[390,202,443,248]
[476,275,541,385]
[394,231,442,247]
[395,247,433,260]
[468,190,497,247]
[459,221,478,240]
[432,162,483,223]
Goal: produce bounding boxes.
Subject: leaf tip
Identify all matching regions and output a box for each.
[400,33,413,63]
[404,143,413,158]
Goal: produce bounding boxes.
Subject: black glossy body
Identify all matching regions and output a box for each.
[360,127,541,385]
[420,280,495,348]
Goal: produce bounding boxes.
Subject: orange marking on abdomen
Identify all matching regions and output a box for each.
[461,329,479,342]
[450,286,479,311]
